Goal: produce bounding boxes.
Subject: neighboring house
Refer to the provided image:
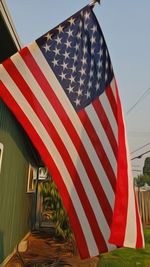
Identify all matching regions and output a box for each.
[0,0,41,264]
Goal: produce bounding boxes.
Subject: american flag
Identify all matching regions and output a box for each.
[0,5,144,258]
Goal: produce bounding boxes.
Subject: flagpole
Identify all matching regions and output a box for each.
[89,0,101,7]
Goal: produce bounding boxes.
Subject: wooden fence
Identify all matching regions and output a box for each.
[136,189,150,226]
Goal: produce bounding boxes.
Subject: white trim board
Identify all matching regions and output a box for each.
[0,232,31,267]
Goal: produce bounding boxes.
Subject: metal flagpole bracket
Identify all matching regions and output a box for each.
[89,0,101,7]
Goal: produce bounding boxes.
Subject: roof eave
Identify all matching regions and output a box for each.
[0,0,22,50]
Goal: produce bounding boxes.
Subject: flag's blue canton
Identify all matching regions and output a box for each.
[36,7,113,111]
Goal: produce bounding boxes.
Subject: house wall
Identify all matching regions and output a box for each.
[0,100,36,263]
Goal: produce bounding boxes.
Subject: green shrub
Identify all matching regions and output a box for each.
[40,178,73,241]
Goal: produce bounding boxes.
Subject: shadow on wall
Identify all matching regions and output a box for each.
[0,231,4,264]
[0,99,42,168]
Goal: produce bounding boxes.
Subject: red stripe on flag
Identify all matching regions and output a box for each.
[78,107,116,192]
[92,96,118,159]
[3,57,108,252]
[20,47,113,227]
[134,192,144,248]
[0,80,90,258]
[109,85,128,246]
[105,85,118,121]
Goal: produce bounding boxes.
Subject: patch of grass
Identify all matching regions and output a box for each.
[98,228,150,267]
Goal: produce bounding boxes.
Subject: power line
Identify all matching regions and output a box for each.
[131,150,150,160]
[126,87,150,115]
[130,142,150,155]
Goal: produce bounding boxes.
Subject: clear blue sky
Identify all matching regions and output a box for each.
[7,0,150,174]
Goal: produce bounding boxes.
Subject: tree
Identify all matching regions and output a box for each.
[134,174,150,187]
[143,157,150,177]
[134,174,145,188]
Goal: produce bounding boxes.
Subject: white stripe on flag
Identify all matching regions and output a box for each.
[123,127,139,247]
[110,79,117,102]
[99,90,118,141]
[85,104,117,176]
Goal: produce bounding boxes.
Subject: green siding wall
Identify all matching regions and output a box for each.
[0,100,35,263]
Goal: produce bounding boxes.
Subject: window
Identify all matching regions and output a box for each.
[27,165,48,193]
[27,164,37,193]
